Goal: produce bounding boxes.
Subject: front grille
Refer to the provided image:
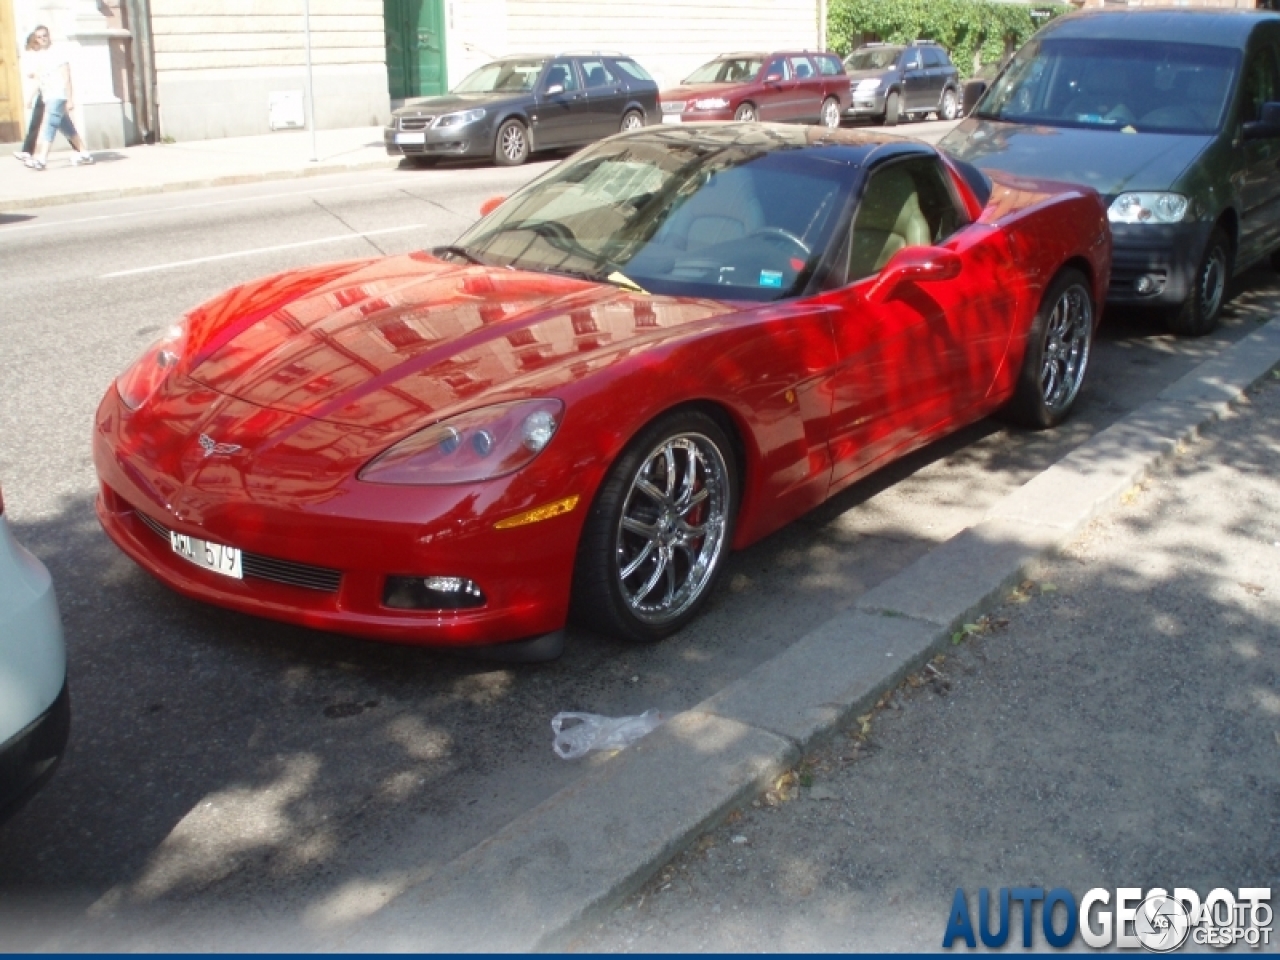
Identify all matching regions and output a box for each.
[135,511,343,593]
[399,116,434,131]
[660,101,685,115]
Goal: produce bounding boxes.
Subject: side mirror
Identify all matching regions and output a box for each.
[479,195,506,217]
[544,83,565,96]
[764,73,783,84]
[904,61,920,72]
[866,246,961,304]
[1243,100,1280,141]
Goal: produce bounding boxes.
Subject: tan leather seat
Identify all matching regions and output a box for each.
[660,167,766,251]
[847,165,932,281]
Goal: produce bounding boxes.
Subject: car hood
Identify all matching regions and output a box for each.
[181,253,739,437]
[392,92,524,116]
[940,117,1211,196]
[661,83,739,102]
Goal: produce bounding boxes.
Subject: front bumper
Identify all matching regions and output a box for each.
[92,388,583,648]
[662,108,734,124]
[383,122,494,159]
[845,90,887,116]
[0,680,70,825]
[1106,220,1214,307]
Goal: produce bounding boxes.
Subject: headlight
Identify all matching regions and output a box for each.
[434,108,486,128]
[115,320,187,411]
[359,399,564,485]
[854,78,881,94]
[1108,193,1189,224]
[692,97,729,111]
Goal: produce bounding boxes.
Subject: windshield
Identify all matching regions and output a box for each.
[453,59,544,94]
[683,57,764,84]
[450,131,856,302]
[977,37,1240,135]
[845,48,900,72]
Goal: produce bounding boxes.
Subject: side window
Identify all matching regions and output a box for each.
[612,58,653,83]
[1240,44,1280,124]
[580,59,616,89]
[789,56,815,79]
[544,59,579,93]
[923,47,944,69]
[847,158,966,283]
[764,58,791,82]
[901,50,922,72]
[817,54,842,77]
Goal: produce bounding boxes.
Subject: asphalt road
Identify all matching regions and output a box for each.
[0,160,1276,949]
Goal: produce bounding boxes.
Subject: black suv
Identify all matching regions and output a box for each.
[385,54,659,167]
[844,42,960,125]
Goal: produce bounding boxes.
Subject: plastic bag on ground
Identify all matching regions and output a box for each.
[551,709,664,759]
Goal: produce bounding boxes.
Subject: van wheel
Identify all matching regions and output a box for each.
[884,92,900,126]
[1164,226,1231,336]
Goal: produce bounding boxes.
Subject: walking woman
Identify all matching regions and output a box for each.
[22,25,94,170]
[13,29,45,163]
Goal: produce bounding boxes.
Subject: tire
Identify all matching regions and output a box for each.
[939,87,958,121]
[819,96,841,129]
[734,102,757,122]
[1001,268,1095,430]
[493,119,529,166]
[572,409,739,643]
[620,109,644,133]
[1164,226,1231,336]
[883,91,900,126]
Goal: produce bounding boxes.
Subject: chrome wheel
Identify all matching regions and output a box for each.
[820,97,840,129]
[940,88,958,121]
[1039,282,1092,415]
[614,433,730,627]
[494,120,529,166]
[734,103,756,122]
[621,110,644,132]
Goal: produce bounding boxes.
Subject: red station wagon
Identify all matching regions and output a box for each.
[660,51,847,127]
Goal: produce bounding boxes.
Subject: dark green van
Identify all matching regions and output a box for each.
[941,9,1280,334]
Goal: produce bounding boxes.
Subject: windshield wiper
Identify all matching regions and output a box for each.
[541,266,649,294]
[432,244,488,266]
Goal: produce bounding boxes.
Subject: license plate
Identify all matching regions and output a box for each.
[170,531,243,579]
[661,114,683,124]
[395,132,426,144]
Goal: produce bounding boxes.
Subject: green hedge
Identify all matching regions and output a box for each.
[827,0,1071,77]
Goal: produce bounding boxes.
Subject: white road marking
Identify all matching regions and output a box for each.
[100,223,433,278]
[2,177,404,235]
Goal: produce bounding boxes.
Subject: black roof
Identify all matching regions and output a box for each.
[1043,8,1280,47]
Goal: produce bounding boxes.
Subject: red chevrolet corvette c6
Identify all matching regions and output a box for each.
[93,124,1109,659]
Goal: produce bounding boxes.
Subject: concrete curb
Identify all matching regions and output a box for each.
[344,319,1280,951]
[0,157,400,213]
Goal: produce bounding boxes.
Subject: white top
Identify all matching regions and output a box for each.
[23,46,71,102]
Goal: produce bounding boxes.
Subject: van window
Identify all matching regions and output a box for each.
[613,59,654,83]
[977,37,1241,134]
[816,54,843,76]
[1240,45,1280,123]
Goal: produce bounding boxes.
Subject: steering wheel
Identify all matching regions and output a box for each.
[748,227,811,258]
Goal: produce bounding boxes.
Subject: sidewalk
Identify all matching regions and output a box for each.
[0,126,396,213]
[581,368,1280,951]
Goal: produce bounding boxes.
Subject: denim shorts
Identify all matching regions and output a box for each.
[41,98,78,143]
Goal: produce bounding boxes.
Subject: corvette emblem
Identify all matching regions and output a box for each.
[198,433,242,458]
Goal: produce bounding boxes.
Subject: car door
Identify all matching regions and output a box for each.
[757,56,797,121]
[1236,39,1280,265]
[579,57,626,139]
[789,55,825,121]
[898,49,929,113]
[921,47,947,111]
[534,59,589,147]
[822,157,1016,488]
